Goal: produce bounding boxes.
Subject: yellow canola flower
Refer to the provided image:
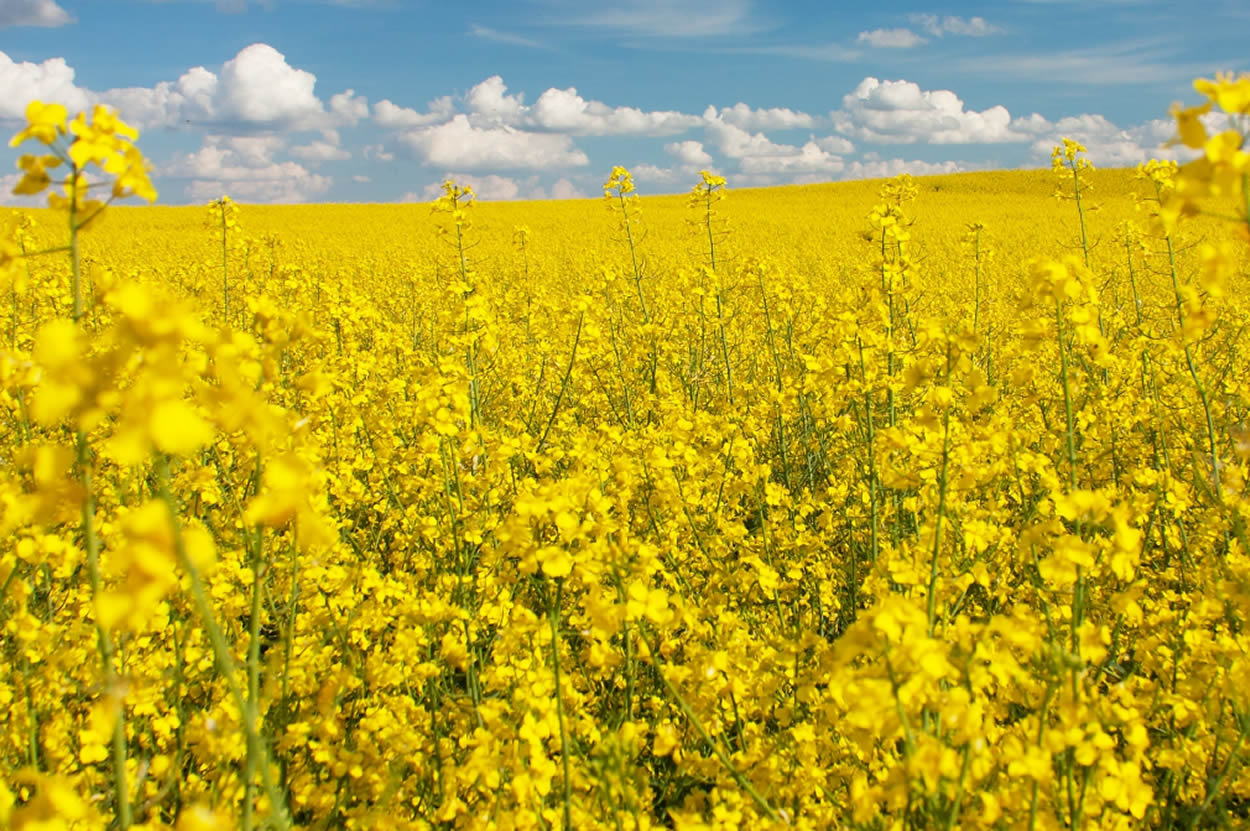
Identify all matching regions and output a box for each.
[1193,71,1250,115]
[148,399,215,456]
[13,154,61,196]
[626,580,673,625]
[9,100,68,147]
[538,545,574,578]
[245,454,315,527]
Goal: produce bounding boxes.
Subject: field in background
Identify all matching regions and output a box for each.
[3,154,1250,830]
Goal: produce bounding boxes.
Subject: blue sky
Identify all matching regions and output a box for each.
[0,0,1245,204]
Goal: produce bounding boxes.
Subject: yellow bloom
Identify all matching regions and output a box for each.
[9,100,68,147]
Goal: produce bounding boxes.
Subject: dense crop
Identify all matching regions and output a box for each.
[1,77,1249,830]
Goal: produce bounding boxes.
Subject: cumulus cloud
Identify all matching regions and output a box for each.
[396,114,590,170]
[216,135,285,166]
[857,29,927,49]
[421,172,528,201]
[416,172,580,201]
[290,139,351,163]
[213,44,323,124]
[0,0,73,28]
[459,75,701,136]
[0,52,89,119]
[374,96,454,127]
[161,135,332,203]
[466,76,527,125]
[0,44,368,132]
[701,111,849,181]
[843,158,970,180]
[703,117,794,159]
[628,142,720,190]
[550,178,585,199]
[834,77,1021,144]
[665,140,713,166]
[529,86,701,135]
[814,135,855,154]
[908,14,1000,37]
[631,163,683,186]
[739,141,845,175]
[101,44,341,130]
[363,144,395,162]
[1014,112,1200,165]
[329,89,369,126]
[703,102,816,131]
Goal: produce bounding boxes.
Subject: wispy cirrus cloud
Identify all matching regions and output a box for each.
[955,38,1237,85]
[857,28,927,49]
[727,42,861,62]
[907,14,1001,37]
[468,23,548,49]
[539,0,770,38]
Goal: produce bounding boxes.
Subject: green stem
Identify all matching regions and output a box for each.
[154,457,291,831]
[636,624,783,824]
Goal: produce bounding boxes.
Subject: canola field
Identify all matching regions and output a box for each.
[1,81,1249,830]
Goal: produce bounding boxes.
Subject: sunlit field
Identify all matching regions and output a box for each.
[2,79,1249,830]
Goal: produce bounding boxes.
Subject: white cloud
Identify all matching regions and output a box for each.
[418,172,575,201]
[352,174,371,183]
[814,135,855,154]
[550,178,585,199]
[665,140,713,166]
[290,139,351,162]
[735,42,862,62]
[99,66,217,128]
[739,141,845,175]
[329,89,369,126]
[468,24,547,49]
[31,44,359,132]
[857,29,927,49]
[0,44,365,133]
[908,14,1000,37]
[732,173,780,188]
[0,52,89,120]
[704,117,794,159]
[459,75,701,136]
[421,172,527,201]
[218,134,285,165]
[466,75,526,125]
[842,158,969,180]
[701,111,849,181]
[0,0,73,28]
[396,114,590,170]
[529,86,701,135]
[959,41,1214,85]
[631,163,682,186]
[213,43,325,126]
[162,136,331,203]
[363,144,395,162]
[557,0,761,37]
[1014,112,1199,165]
[704,102,816,131]
[374,96,454,127]
[834,77,1022,144]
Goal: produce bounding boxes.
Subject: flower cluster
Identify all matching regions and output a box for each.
[1,82,1249,831]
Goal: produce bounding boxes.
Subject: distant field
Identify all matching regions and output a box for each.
[3,155,1250,830]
